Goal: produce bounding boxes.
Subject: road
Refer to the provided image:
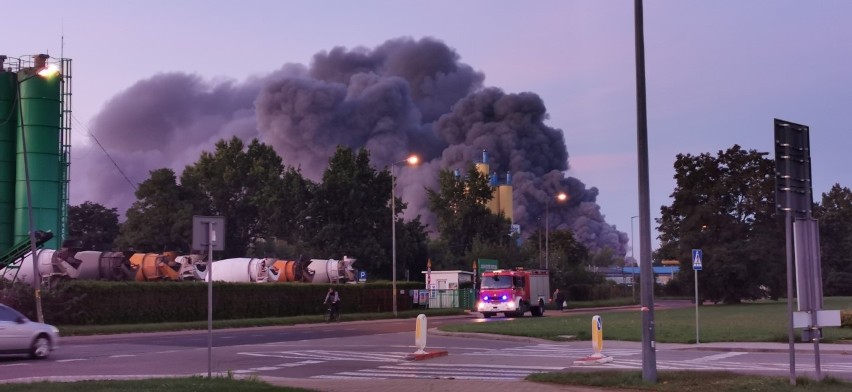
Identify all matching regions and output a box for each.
[1,303,850,390]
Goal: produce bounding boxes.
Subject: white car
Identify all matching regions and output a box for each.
[0,303,60,359]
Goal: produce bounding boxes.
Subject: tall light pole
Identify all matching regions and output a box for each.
[545,192,567,270]
[15,55,60,324]
[635,0,658,382]
[391,154,418,317]
[631,215,638,300]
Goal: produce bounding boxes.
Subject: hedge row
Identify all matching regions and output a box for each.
[565,283,632,301]
[1,280,423,325]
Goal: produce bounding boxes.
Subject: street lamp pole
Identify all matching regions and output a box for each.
[545,192,567,271]
[635,0,658,382]
[545,199,549,270]
[14,55,60,324]
[391,155,418,317]
[631,215,638,300]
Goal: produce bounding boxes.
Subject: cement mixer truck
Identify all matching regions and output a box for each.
[193,257,268,283]
[2,246,356,286]
[1,249,133,285]
[192,256,356,284]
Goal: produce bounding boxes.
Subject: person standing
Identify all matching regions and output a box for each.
[553,288,566,311]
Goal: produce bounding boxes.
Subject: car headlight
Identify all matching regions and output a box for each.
[507,301,516,310]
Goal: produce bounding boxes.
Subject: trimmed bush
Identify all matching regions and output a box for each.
[2,280,423,325]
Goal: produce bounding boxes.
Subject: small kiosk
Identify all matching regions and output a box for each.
[420,270,475,308]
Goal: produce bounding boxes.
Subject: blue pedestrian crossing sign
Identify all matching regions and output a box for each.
[692,249,703,270]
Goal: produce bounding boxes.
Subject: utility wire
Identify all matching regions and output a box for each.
[70,114,138,193]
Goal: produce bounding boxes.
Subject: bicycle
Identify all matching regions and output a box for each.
[324,303,340,322]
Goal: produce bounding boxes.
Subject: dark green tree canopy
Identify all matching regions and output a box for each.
[815,184,852,295]
[117,137,311,257]
[658,145,783,303]
[67,201,120,251]
[427,165,512,268]
[300,146,428,280]
[116,168,191,252]
[180,136,301,257]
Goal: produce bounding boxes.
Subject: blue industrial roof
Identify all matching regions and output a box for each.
[620,266,679,275]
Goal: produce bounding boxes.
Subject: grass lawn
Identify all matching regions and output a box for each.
[0,376,313,392]
[58,308,466,336]
[528,371,852,391]
[441,297,852,343]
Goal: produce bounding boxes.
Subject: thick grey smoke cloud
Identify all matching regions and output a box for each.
[75,37,628,256]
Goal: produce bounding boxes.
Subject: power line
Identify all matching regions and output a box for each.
[70,114,138,193]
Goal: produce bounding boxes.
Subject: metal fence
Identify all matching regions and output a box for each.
[411,288,475,309]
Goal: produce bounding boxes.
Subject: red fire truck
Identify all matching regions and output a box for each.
[476,268,549,318]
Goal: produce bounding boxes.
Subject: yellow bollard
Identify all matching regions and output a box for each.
[573,315,613,365]
[414,314,427,354]
[592,315,603,355]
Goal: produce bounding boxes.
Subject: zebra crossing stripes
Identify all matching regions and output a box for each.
[313,362,567,381]
[238,350,409,362]
[575,359,852,374]
[461,343,641,358]
[232,360,324,374]
[685,352,748,363]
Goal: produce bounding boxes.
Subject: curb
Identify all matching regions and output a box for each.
[405,350,449,361]
[668,345,852,355]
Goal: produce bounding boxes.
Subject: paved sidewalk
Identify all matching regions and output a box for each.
[661,341,852,354]
[260,376,612,392]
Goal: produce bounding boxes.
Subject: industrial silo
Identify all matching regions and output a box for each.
[13,55,63,249]
[0,56,16,253]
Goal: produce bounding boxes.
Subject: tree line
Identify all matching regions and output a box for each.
[68,139,852,300]
[67,137,601,283]
[657,145,852,301]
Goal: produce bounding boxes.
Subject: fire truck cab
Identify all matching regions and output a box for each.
[476,268,549,318]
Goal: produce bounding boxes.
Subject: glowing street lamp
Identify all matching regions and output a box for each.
[391,154,419,317]
[545,192,568,270]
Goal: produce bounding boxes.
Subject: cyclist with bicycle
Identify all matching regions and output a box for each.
[324,287,340,321]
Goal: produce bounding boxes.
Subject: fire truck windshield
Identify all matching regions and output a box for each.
[481,275,513,289]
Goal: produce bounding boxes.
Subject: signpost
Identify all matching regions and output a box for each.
[426,259,432,289]
[692,249,702,344]
[774,118,838,383]
[192,216,225,378]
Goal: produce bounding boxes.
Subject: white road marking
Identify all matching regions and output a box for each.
[687,352,748,362]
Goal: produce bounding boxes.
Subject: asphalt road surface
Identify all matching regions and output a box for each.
[1,303,850,385]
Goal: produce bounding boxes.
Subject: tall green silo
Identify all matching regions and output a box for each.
[0,62,17,253]
[14,64,62,250]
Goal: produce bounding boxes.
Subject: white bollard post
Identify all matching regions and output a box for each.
[414,314,427,354]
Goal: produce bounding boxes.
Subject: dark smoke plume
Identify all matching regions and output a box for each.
[76,37,628,256]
